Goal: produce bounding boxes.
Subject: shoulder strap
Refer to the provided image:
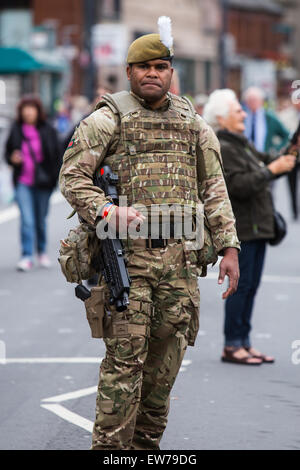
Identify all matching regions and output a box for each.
[95,91,141,119]
[181,95,197,119]
[169,93,196,120]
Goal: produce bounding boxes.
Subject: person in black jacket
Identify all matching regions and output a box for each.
[5,95,62,271]
[203,89,296,365]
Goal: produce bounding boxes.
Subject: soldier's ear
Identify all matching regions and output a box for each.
[126,65,132,81]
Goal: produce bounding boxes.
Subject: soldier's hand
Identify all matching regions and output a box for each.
[218,247,239,300]
[114,206,146,231]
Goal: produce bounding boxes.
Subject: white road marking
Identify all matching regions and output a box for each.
[182,359,191,366]
[0,192,64,225]
[1,357,192,366]
[0,205,19,224]
[198,330,207,336]
[58,328,73,334]
[262,274,300,284]
[180,359,191,371]
[0,340,6,364]
[41,404,93,433]
[275,294,289,301]
[2,357,103,364]
[50,192,64,204]
[255,333,272,339]
[42,386,98,403]
[204,272,300,284]
[39,358,192,433]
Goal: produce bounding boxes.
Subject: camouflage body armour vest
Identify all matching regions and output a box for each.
[98,92,199,217]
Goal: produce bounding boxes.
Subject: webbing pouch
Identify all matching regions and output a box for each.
[84,286,106,338]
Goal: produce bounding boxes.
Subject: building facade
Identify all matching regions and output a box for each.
[225,0,298,99]
[274,0,300,97]
[2,0,299,106]
[95,0,221,96]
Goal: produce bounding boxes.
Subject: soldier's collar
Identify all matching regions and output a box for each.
[130,91,171,111]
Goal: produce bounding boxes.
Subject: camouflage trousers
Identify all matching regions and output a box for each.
[91,239,200,450]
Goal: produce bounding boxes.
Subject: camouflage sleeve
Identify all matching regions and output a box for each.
[196,115,240,254]
[59,106,119,226]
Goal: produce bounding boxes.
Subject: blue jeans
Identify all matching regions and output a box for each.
[224,240,267,348]
[15,183,52,258]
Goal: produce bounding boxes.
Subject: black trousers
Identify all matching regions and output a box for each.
[287,165,299,219]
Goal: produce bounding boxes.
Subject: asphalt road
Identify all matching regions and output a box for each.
[0,178,299,450]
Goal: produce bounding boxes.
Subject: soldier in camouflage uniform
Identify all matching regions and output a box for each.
[59,20,240,450]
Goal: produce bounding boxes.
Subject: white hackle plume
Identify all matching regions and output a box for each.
[157,16,173,50]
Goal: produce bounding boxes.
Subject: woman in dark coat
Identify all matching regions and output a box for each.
[5,95,62,271]
[203,89,296,365]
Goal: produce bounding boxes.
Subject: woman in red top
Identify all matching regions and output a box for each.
[5,95,62,271]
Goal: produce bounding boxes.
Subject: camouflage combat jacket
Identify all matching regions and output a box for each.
[59,91,240,262]
[97,91,198,210]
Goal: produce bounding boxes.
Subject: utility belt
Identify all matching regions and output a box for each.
[130,237,181,250]
[127,220,182,249]
[128,219,192,249]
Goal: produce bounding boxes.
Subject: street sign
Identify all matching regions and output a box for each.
[92,23,128,66]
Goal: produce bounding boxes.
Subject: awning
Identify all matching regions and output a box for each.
[0,47,64,74]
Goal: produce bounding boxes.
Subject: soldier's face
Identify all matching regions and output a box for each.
[127,59,173,106]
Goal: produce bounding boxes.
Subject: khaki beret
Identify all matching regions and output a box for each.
[127,33,173,64]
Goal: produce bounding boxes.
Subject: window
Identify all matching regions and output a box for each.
[0,9,33,49]
[0,0,30,7]
[99,0,121,20]
[173,59,195,95]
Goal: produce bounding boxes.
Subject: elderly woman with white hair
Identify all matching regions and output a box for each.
[203,89,296,365]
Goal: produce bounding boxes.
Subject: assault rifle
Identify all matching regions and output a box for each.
[75,166,131,312]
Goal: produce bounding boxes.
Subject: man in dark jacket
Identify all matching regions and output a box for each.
[204,89,296,365]
[243,86,289,155]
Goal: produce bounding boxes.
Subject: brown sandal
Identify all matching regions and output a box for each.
[221,347,263,365]
[244,347,275,364]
